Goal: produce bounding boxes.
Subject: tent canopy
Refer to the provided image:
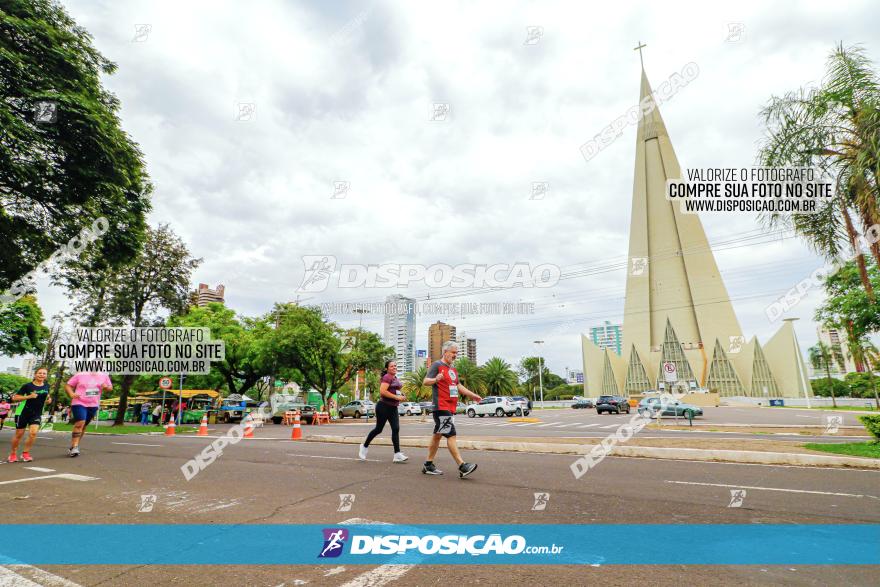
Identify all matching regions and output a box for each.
[144,389,220,399]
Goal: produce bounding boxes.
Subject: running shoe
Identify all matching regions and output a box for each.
[458,462,478,478]
[21,452,32,462]
[422,462,442,475]
[68,447,80,458]
[393,452,408,463]
[358,444,368,461]
[6,453,17,463]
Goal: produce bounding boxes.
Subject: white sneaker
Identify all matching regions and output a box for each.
[393,452,408,463]
[358,444,368,460]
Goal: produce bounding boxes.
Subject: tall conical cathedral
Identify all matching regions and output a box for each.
[581,64,812,399]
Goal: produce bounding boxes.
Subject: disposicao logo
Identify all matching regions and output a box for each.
[319,528,349,558]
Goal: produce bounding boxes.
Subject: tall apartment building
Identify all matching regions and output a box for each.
[456,332,477,364]
[415,349,428,370]
[20,355,40,379]
[816,326,860,374]
[428,321,456,362]
[383,294,416,373]
[190,283,226,307]
[590,321,623,356]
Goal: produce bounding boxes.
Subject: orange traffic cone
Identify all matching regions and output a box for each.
[291,411,302,440]
[243,414,255,439]
[197,414,208,436]
[164,419,176,436]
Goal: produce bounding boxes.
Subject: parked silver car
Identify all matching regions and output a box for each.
[338,400,375,419]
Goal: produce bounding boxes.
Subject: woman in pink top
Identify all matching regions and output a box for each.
[64,371,112,458]
[0,398,10,430]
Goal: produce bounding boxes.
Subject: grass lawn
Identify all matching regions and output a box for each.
[775,405,879,412]
[46,423,197,435]
[804,442,880,459]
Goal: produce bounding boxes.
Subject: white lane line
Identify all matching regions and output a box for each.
[0,566,43,587]
[515,423,535,427]
[338,518,414,587]
[579,424,601,428]
[3,565,82,587]
[536,423,557,428]
[112,442,163,447]
[0,473,99,486]
[23,467,55,473]
[665,480,879,499]
[287,453,381,462]
[599,424,619,429]
[795,415,813,419]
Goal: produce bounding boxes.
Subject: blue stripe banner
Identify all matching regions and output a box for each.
[0,524,877,565]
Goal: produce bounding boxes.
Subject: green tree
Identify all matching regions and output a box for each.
[809,376,850,399]
[0,372,29,400]
[480,357,518,396]
[809,342,845,407]
[759,44,880,298]
[60,224,200,425]
[815,258,880,336]
[169,303,272,397]
[402,365,429,401]
[454,357,484,394]
[0,295,47,356]
[271,304,392,410]
[843,337,880,408]
[0,0,151,290]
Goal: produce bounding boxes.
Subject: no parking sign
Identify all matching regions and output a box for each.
[663,362,677,383]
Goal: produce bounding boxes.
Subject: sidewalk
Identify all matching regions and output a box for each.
[306,434,880,469]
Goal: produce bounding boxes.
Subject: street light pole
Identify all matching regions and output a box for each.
[534,340,544,409]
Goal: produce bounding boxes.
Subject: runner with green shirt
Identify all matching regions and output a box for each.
[7,367,52,463]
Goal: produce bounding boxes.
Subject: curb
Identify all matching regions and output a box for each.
[305,435,880,469]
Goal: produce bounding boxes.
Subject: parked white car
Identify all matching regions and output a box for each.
[398,402,422,416]
[465,396,522,418]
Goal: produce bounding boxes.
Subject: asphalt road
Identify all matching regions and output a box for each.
[1,426,878,586]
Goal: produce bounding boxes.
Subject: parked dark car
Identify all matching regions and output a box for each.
[572,398,594,409]
[289,403,316,424]
[637,397,703,418]
[511,395,532,410]
[596,395,631,414]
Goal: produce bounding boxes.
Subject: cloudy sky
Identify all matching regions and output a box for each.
[4,0,878,377]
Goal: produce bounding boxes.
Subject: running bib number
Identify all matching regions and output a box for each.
[84,387,100,397]
[449,385,458,398]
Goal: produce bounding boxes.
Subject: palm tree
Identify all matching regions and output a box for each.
[402,365,430,401]
[809,341,846,408]
[454,357,484,394]
[759,44,880,298]
[480,357,518,396]
[844,331,880,410]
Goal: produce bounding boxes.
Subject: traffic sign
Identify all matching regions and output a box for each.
[159,377,173,390]
[663,362,678,383]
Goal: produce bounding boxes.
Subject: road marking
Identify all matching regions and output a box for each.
[515,423,535,427]
[536,423,557,427]
[579,424,601,428]
[23,467,54,473]
[599,424,619,429]
[0,473,99,486]
[287,453,381,462]
[339,518,414,587]
[112,442,162,447]
[665,480,879,499]
[1,565,82,587]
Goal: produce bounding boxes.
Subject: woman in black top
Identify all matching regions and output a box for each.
[8,367,51,463]
[359,360,408,463]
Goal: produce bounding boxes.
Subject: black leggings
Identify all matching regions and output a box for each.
[363,401,400,452]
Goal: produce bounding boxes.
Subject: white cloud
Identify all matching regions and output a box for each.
[3,0,876,376]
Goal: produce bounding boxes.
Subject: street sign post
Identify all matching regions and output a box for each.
[159,377,172,425]
[663,362,677,383]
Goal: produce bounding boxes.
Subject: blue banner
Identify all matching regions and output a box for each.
[0,524,876,565]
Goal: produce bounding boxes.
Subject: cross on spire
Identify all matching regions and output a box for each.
[634,41,647,69]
